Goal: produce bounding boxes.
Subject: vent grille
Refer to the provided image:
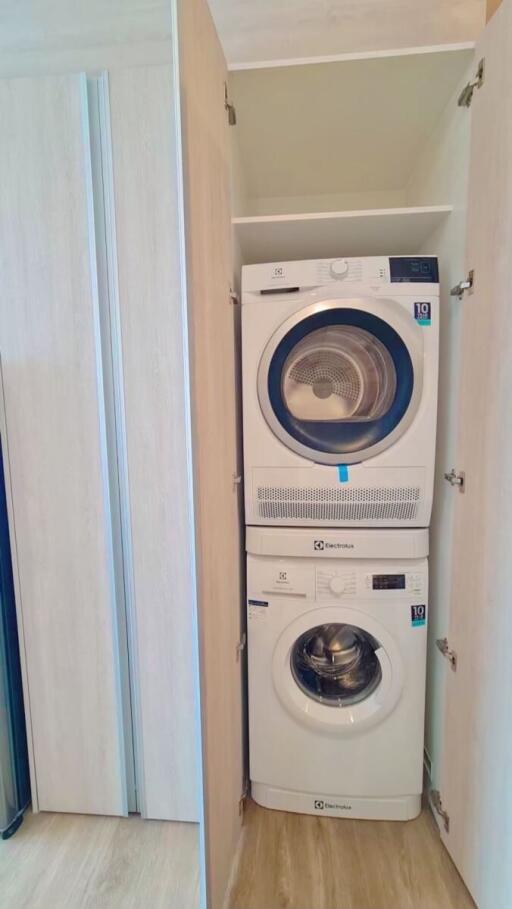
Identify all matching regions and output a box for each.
[257,485,421,522]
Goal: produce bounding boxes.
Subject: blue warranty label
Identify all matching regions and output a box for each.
[411,604,427,627]
[414,302,431,326]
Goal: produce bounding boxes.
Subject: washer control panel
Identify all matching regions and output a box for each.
[315,566,425,599]
[247,555,427,603]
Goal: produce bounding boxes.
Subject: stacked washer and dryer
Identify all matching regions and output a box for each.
[241,255,439,820]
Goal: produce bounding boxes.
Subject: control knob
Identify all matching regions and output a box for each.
[330,258,349,279]
[329,576,346,595]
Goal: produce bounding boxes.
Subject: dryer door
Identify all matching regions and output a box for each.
[258,299,423,465]
[272,606,404,734]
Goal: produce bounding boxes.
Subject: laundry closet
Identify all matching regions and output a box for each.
[0,1,511,908]
[180,0,512,907]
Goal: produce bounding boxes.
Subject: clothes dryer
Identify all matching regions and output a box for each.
[242,256,439,527]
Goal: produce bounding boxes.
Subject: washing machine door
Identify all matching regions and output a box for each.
[272,606,404,734]
[258,299,423,465]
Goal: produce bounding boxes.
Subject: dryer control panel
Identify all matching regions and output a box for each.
[242,255,439,293]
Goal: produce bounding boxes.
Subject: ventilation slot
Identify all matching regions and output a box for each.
[257,485,421,522]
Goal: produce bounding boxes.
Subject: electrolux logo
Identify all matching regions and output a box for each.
[314,800,352,811]
[314,540,355,551]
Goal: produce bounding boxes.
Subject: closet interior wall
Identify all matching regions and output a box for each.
[227,41,475,821]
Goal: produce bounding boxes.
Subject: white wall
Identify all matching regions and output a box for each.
[405,62,473,787]
[243,189,406,218]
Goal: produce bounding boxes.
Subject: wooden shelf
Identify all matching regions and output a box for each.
[233,206,453,264]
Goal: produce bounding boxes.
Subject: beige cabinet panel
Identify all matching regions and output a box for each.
[439,2,512,906]
[108,63,200,822]
[0,73,127,815]
[178,0,245,904]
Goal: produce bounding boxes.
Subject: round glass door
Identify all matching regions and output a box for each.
[272,605,404,733]
[258,302,422,465]
[282,325,396,423]
[290,623,382,707]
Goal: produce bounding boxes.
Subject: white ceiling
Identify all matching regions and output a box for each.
[208,0,485,67]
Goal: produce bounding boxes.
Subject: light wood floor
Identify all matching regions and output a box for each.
[0,811,199,909]
[227,800,475,909]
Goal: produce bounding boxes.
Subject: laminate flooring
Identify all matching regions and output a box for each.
[226,799,475,909]
[0,810,199,909]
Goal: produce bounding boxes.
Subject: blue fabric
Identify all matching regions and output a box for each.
[0,442,31,820]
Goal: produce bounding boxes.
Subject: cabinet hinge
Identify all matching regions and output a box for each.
[431,789,450,833]
[443,468,465,493]
[232,472,242,492]
[458,59,485,108]
[450,270,474,300]
[229,288,240,305]
[224,83,237,125]
[436,637,457,671]
[239,779,249,816]
[236,632,247,661]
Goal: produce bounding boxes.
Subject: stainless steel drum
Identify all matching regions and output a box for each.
[290,623,382,707]
[282,325,397,423]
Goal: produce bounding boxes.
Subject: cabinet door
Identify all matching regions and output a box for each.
[177,0,245,906]
[0,73,127,815]
[107,63,200,823]
[438,2,512,905]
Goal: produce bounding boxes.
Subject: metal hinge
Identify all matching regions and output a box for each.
[450,270,474,299]
[431,789,450,833]
[236,632,247,661]
[238,779,249,816]
[229,288,240,305]
[444,468,465,493]
[436,637,457,671]
[232,473,242,492]
[458,59,485,108]
[224,83,237,125]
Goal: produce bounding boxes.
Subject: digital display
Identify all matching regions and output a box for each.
[389,257,439,283]
[372,574,406,590]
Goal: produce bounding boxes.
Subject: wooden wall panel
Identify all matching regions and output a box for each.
[0,73,126,815]
[0,0,172,53]
[209,0,485,67]
[108,64,200,822]
[178,0,245,904]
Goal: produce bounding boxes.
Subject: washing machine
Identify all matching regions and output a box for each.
[242,255,439,528]
[247,526,428,821]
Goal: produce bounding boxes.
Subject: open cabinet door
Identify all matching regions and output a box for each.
[437,2,512,906]
[176,0,245,906]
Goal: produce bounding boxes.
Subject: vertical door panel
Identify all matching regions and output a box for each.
[108,63,200,822]
[439,3,512,906]
[178,0,245,905]
[0,73,127,815]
